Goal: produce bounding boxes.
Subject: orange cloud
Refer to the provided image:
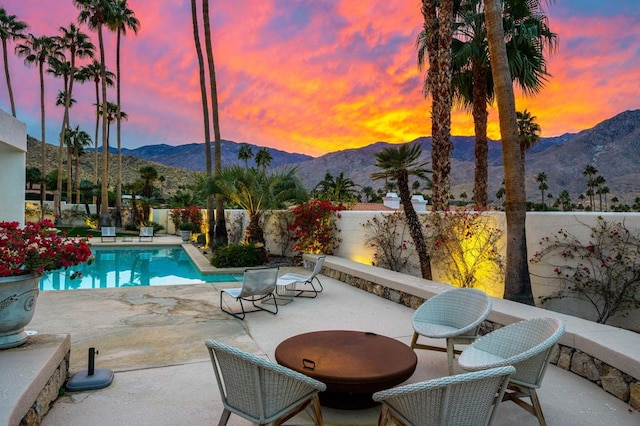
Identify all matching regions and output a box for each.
[1,1,638,158]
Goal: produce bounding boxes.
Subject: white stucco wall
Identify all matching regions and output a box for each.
[0,109,27,224]
[332,211,640,330]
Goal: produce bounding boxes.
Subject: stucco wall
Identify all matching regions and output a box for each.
[332,210,640,330]
[0,109,27,224]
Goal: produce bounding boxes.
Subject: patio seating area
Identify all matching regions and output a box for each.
[7,262,635,425]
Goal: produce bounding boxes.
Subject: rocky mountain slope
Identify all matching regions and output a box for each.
[27,109,640,204]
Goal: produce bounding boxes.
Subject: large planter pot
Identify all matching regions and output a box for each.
[0,273,40,349]
[180,230,192,242]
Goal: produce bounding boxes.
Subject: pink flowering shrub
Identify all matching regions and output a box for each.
[0,220,93,279]
[288,200,345,254]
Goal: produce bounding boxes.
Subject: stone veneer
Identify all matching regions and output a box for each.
[311,256,640,411]
[20,353,69,425]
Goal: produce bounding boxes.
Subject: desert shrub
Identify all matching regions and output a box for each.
[423,210,504,290]
[362,212,415,272]
[211,243,262,268]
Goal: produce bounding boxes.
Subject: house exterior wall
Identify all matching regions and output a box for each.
[0,109,27,224]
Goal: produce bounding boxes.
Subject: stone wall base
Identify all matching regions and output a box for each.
[20,352,69,425]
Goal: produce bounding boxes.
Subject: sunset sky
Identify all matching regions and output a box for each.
[1,1,639,157]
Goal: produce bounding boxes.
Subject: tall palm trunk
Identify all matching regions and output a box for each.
[398,170,432,280]
[422,0,454,211]
[98,24,110,227]
[92,76,100,204]
[38,60,47,219]
[2,39,16,117]
[55,73,70,218]
[202,0,227,244]
[484,0,533,305]
[74,143,81,203]
[115,28,123,227]
[471,60,489,208]
[190,0,214,244]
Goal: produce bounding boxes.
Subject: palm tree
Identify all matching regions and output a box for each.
[68,125,92,203]
[517,109,542,169]
[419,0,556,208]
[556,190,572,211]
[0,8,28,117]
[238,143,253,168]
[199,165,307,245]
[108,0,139,228]
[255,147,273,175]
[535,172,548,210]
[593,175,606,211]
[201,0,227,244]
[599,185,609,212]
[419,0,455,211]
[139,165,158,199]
[484,0,534,305]
[371,143,432,280]
[55,88,80,203]
[314,172,360,205]
[75,0,116,227]
[52,23,94,215]
[15,34,62,217]
[98,101,127,148]
[582,164,597,210]
[189,0,214,243]
[76,59,114,199]
[361,185,376,203]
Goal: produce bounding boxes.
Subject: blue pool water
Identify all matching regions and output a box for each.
[40,246,243,291]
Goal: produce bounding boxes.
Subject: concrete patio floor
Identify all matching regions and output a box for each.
[27,268,638,426]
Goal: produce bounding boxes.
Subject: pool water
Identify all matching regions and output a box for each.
[40,246,243,291]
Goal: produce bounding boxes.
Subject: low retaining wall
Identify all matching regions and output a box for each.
[303,254,640,410]
[0,334,70,426]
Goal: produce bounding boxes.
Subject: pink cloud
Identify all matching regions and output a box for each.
[0,1,638,158]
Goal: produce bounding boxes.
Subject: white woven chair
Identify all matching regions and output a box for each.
[410,288,492,375]
[220,267,279,320]
[372,365,515,426]
[205,340,326,426]
[458,317,565,426]
[278,256,326,298]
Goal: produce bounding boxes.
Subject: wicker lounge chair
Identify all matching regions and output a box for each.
[101,226,116,242]
[278,256,326,298]
[205,340,326,425]
[220,267,279,319]
[458,317,565,426]
[410,288,492,375]
[372,365,515,426]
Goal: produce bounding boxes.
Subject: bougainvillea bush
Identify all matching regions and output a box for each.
[530,216,640,324]
[0,220,93,278]
[288,199,345,254]
[170,206,204,233]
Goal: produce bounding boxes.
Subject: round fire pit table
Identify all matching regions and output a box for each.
[275,330,417,409]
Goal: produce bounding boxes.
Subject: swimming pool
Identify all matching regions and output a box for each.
[40,246,243,291]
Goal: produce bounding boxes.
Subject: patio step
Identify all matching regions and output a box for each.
[0,334,69,425]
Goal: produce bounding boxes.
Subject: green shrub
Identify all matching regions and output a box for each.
[211,243,263,268]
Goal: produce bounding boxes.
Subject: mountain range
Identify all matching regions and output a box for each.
[118,109,640,204]
[27,109,640,205]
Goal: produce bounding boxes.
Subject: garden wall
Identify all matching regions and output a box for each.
[333,211,640,331]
